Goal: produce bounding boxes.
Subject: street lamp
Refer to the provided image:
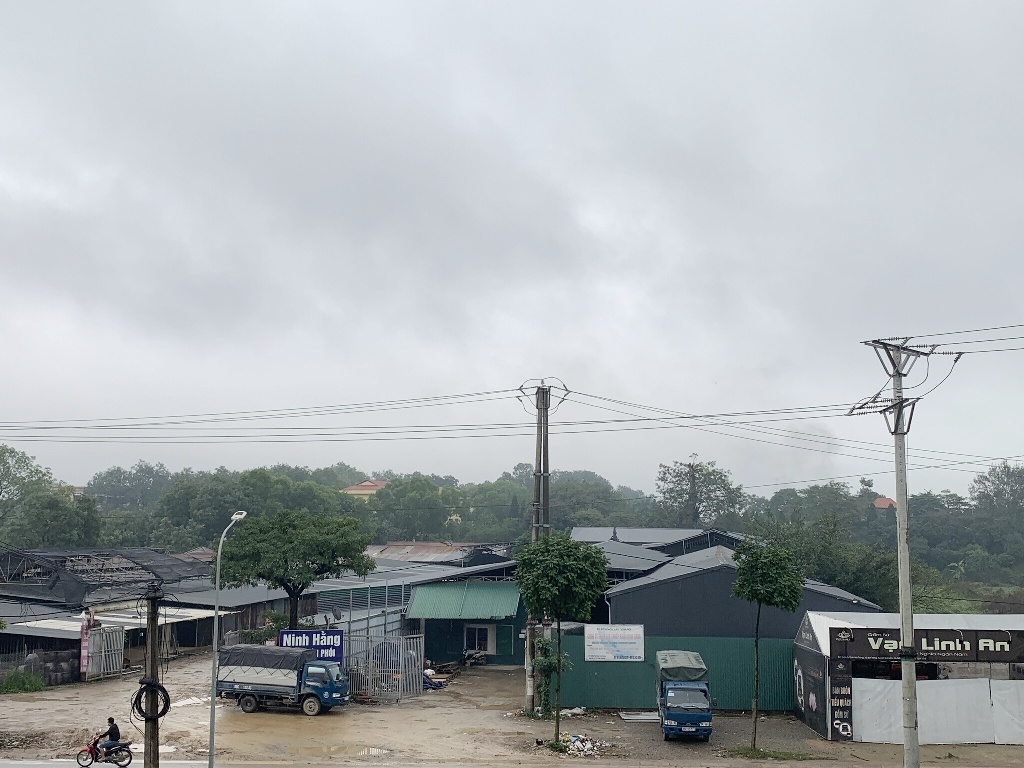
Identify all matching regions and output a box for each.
[208,510,247,768]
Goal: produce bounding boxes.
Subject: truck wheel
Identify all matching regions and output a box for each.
[302,696,322,716]
[239,694,259,714]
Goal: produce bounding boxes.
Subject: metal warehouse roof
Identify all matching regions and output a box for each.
[365,542,511,564]
[405,581,521,620]
[594,540,671,572]
[571,527,704,545]
[2,606,226,640]
[804,611,1024,658]
[606,546,880,609]
[168,558,517,608]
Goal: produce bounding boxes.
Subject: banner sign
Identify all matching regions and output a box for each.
[278,629,345,662]
[828,657,854,741]
[584,624,644,661]
[79,613,91,679]
[830,626,1024,663]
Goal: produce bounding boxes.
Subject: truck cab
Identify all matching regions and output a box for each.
[660,680,713,741]
[299,661,350,710]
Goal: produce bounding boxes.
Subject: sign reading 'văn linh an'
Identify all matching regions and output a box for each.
[829,626,1024,663]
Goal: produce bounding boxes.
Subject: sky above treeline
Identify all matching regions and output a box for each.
[3,3,1023,496]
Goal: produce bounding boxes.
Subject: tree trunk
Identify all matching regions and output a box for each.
[287,588,300,630]
[751,602,761,750]
[554,617,562,745]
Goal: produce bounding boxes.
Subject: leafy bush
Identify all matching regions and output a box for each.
[0,670,46,693]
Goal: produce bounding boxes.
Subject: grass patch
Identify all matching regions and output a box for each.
[726,747,823,761]
[546,741,568,753]
[0,671,46,693]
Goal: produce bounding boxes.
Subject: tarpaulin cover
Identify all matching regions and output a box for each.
[219,644,316,671]
[991,681,1024,744]
[655,651,708,683]
[854,678,1001,744]
[852,677,902,743]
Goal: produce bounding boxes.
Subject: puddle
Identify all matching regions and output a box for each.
[357,747,391,756]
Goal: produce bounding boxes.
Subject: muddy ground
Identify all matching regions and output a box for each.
[2,652,1024,766]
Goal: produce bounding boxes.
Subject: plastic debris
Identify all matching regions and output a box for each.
[557,732,613,757]
[560,706,587,717]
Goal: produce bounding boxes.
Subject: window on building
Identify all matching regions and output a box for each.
[465,624,497,654]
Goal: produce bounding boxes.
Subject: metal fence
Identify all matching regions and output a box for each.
[344,634,424,702]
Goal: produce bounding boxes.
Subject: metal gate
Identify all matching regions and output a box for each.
[344,634,423,701]
[86,626,125,680]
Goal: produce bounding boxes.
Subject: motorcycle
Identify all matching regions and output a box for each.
[461,649,487,667]
[76,736,133,767]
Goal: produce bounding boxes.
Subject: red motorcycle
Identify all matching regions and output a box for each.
[76,736,133,767]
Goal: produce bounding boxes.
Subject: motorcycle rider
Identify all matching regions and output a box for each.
[96,717,120,761]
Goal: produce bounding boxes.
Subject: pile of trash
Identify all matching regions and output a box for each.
[559,732,612,757]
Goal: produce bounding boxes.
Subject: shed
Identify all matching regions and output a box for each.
[606,546,880,638]
[405,581,525,665]
[795,611,1024,744]
[556,547,880,712]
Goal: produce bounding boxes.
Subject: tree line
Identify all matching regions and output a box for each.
[4,444,1024,613]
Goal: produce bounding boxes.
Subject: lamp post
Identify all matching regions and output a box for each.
[208,510,247,768]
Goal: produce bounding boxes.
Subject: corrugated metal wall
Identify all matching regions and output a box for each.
[558,635,793,711]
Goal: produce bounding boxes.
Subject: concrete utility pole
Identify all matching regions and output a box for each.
[145,583,164,768]
[686,461,698,528]
[853,340,932,768]
[524,382,551,714]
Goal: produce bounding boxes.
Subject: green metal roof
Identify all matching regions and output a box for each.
[406,581,521,620]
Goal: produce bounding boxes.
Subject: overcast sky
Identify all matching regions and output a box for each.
[2,2,1023,497]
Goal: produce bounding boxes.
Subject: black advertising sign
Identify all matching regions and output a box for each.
[828,657,853,741]
[829,626,1024,663]
[793,644,828,738]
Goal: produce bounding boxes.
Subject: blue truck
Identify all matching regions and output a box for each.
[656,650,713,741]
[217,644,350,716]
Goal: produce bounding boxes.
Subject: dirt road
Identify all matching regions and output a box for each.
[2,652,1023,766]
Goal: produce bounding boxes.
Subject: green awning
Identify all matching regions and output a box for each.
[406,581,521,620]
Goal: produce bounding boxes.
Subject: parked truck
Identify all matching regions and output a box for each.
[216,644,350,716]
[656,650,713,741]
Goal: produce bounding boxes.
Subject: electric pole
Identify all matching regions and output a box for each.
[852,340,932,768]
[524,382,551,714]
[145,583,164,768]
[686,461,698,527]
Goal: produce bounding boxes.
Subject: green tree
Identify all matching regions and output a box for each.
[368,474,461,542]
[221,509,375,628]
[750,511,898,610]
[731,538,803,750]
[0,445,54,522]
[86,461,173,513]
[3,492,101,549]
[516,535,607,742]
[656,456,745,527]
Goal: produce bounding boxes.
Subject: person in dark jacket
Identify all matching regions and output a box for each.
[97,717,120,760]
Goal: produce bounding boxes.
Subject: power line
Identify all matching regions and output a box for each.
[892,323,1024,340]
[0,390,524,428]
